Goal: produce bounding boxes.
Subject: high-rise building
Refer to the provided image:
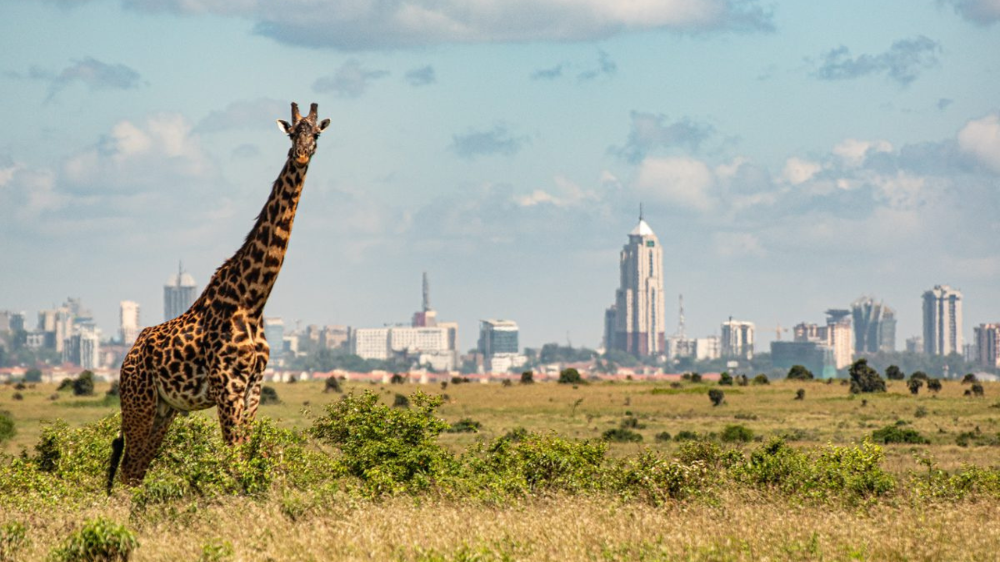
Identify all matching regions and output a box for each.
[37,307,73,353]
[412,272,438,327]
[350,325,457,371]
[922,285,963,356]
[974,323,1000,370]
[0,311,26,334]
[851,297,896,353]
[478,319,526,373]
[792,311,853,370]
[164,262,198,322]
[63,326,101,370]
[604,210,666,357]
[721,319,755,360]
[119,301,141,346]
[263,318,285,364]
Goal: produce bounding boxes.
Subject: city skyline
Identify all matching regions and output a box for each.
[2,1,999,352]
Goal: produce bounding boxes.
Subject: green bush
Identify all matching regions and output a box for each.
[259,385,280,405]
[520,371,534,384]
[106,381,120,397]
[393,393,411,408]
[73,371,95,397]
[870,425,929,444]
[795,389,805,401]
[910,371,929,382]
[463,432,606,495]
[620,416,645,430]
[962,373,978,384]
[927,379,942,393]
[849,359,885,394]
[708,388,725,407]
[446,418,482,433]
[907,379,923,395]
[0,411,14,444]
[0,521,28,561]
[324,377,342,393]
[24,368,42,383]
[786,365,814,381]
[675,430,699,441]
[557,368,582,385]
[751,374,769,385]
[718,372,733,386]
[49,517,137,562]
[720,424,754,443]
[57,379,74,392]
[602,428,643,443]
[885,365,905,380]
[654,432,671,442]
[311,391,452,495]
[609,451,709,504]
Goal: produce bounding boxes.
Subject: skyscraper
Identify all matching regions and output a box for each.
[922,285,963,356]
[721,319,755,360]
[412,272,438,327]
[604,210,666,357]
[478,319,525,373]
[119,301,141,346]
[164,262,198,322]
[851,297,896,353]
[973,323,1000,369]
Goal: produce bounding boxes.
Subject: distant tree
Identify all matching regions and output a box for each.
[24,368,42,383]
[690,372,703,383]
[520,371,534,385]
[708,388,725,407]
[0,410,15,444]
[736,374,749,387]
[885,365,905,381]
[786,365,814,381]
[927,378,942,393]
[718,371,733,386]
[795,388,806,401]
[73,371,95,397]
[106,381,120,397]
[389,373,406,384]
[910,371,929,382]
[324,377,342,393]
[962,373,978,384]
[259,385,280,405]
[849,358,886,394]
[971,383,985,397]
[557,368,583,385]
[907,379,923,395]
[752,374,770,385]
[393,393,410,408]
[537,343,598,364]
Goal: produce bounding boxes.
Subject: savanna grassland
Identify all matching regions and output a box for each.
[1,377,999,561]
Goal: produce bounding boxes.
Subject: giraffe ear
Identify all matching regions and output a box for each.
[318,119,331,132]
[276,119,293,135]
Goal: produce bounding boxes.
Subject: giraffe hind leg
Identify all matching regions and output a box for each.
[119,366,178,486]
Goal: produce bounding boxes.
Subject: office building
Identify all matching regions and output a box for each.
[974,323,1000,370]
[164,262,198,321]
[478,319,526,373]
[604,210,666,357]
[63,326,101,370]
[792,310,854,370]
[412,272,438,328]
[119,301,141,346]
[351,325,457,370]
[37,307,73,353]
[721,319,755,360]
[263,318,285,364]
[771,341,836,379]
[851,297,896,353]
[922,285,963,356]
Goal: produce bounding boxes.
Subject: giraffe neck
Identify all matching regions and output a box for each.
[201,158,308,319]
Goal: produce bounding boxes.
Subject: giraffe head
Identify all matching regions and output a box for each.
[276,102,331,166]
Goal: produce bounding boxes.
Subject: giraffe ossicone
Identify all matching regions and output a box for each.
[107,102,329,492]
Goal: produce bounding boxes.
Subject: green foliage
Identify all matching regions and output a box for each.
[962,373,978,384]
[794,388,806,401]
[708,388,725,407]
[910,371,929,382]
[602,428,642,443]
[557,368,582,385]
[198,539,234,562]
[105,381,120,397]
[519,371,534,385]
[73,371,95,397]
[956,430,1000,447]
[310,391,452,496]
[871,425,930,444]
[324,376,342,393]
[907,379,923,395]
[49,517,137,562]
[446,418,482,433]
[619,415,645,430]
[536,343,597,364]
[0,521,28,562]
[885,365,904,380]
[57,379,74,392]
[849,359,886,394]
[0,411,14,444]
[675,430,699,441]
[927,378,942,393]
[751,374,770,385]
[608,451,710,504]
[718,372,733,386]
[654,431,671,442]
[259,385,280,405]
[393,393,411,408]
[970,383,985,397]
[786,365,814,381]
[720,424,754,443]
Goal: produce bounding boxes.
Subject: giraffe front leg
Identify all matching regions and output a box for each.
[244,372,263,424]
[214,369,250,445]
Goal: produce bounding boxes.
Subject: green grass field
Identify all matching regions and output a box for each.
[1,378,999,561]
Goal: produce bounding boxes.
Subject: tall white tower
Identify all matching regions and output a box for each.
[604,208,666,357]
[923,285,963,356]
[119,300,141,346]
[164,262,198,322]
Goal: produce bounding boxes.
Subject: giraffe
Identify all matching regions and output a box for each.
[107,102,330,492]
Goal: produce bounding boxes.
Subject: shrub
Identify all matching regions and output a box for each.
[0,521,28,562]
[885,365,905,380]
[962,373,978,384]
[870,425,929,444]
[654,432,671,442]
[0,411,14,444]
[927,379,942,393]
[259,386,280,405]
[106,381,120,397]
[620,416,646,430]
[446,418,482,433]
[602,428,643,443]
[794,388,806,401]
[324,377,342,393]
[73,371,95,397]
[501,379,512,387]
[390,373,406,384]
[720,424,754,443]
[908,379,923,395]
[57,379,74,391]
[13,382,26,391]
[849,359,885,394]
[11,393,22,401]
[752,374,769,385]
[24,368,42,383]
[971,383,985,397]
[786,365,814,381]
[310,391,452,495]
[689,372,703,383]
[520,371,534,384]
[708,388,725,407]
[465,432,606,495]
[910,371,929,382]
[557,368,583,385]
[674,430,699,441]
[718,372,733,386]
[49,517,138,562]
[393,393,410,408]
[915,406,928,418]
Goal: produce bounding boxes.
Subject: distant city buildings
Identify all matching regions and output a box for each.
[604,211,666,357]
[263,318,285,364]
[0,311,26,333]
[721,319,754,360]
[479,319,526,373]
[906,336,923,354]
[119,301,141,346]
[851,297,896,353]
[922,285,963,356]
[63,327,101,370]
[164,262,198,322]
[974,323,1000,369]
[793,310,853,370]
[771,340,836,379]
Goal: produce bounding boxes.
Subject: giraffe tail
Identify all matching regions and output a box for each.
[107,431,125,495]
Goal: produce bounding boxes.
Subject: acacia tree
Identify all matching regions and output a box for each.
[708,388,725,407]
[786,365,814,381]
[849,359,886,394]
[885,365,904,381]
[907,379,923,395]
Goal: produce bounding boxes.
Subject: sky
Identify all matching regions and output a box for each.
[1,0,999,353]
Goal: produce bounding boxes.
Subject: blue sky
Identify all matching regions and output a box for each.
[2,0,999,352]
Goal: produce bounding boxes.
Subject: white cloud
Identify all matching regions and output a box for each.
[957,112,1000,173]
[635,156,716,211]
[832,138,893,167]
[939,0,1000,26]
[516,175,597,207]
[713,231,766,257]
[780,157,821,185]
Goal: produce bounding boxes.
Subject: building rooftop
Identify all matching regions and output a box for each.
[629,218,655,237]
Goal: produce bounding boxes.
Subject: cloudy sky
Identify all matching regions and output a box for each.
[2,0,999,353]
